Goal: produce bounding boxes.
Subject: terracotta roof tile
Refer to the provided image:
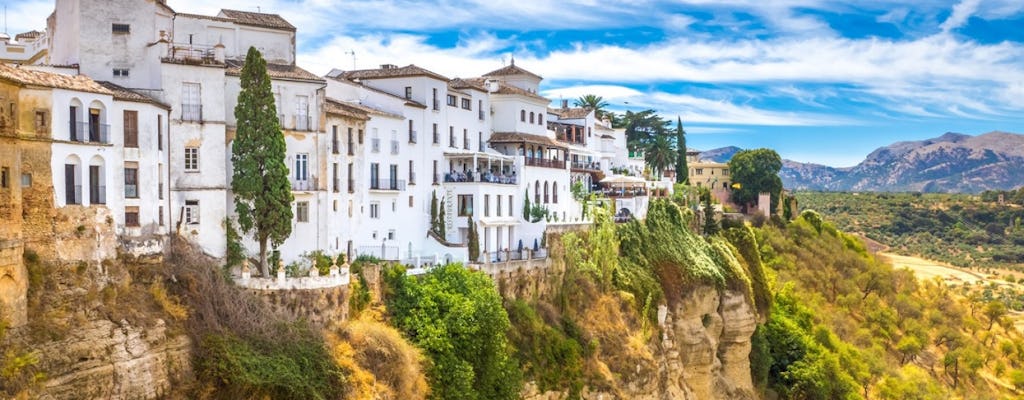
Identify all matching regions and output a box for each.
[218,9,295,31]
[448,78,486,92]
[225,59,324,82]
[324,99,370,121]
[96,81,171,110]
[0,63,110,94]
[341,64,449,82]
[489,132,566,149]
[15,31,44,41]
[325,98,404,120]
[463,77,548,101]
[549,107,592,119]
[326,75,426,109]
[482,61,542,80]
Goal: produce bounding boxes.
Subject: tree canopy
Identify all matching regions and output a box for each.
[622,109,671,149]
[573,94,609,119]
[645,133,675,179]
[728,148,783,213]
[231,46,294,275]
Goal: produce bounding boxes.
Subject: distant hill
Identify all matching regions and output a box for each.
[698,146,741,163]
[706,132,1024,193]
[782,131,1024,193]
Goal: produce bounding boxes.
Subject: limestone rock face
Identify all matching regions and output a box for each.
[35,319,191,400]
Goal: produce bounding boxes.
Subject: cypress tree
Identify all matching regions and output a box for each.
[467,215,479,262]
[231,47,294,276]
[676,117,689,184]
[438,199,447,239]
[430,190,439,234]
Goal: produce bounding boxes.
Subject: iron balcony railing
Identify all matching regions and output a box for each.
[70,122,110,144]
[524,158,566,169]
[295,115,313,131]
[571,161,601,171]
[89,185,105,204]
[181,104,203,122]
[124,184,138,199]
[370,178,406,191]
[292,178,318,191]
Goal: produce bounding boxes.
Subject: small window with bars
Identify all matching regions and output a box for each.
[112,24,130,34]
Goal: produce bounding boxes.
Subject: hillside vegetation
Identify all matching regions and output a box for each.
[747,211,1024,399]
[796,191,1024,268]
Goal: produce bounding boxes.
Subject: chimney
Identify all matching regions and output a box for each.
[213,42,226,63]
[380,64,397,70]
[561,99,568,109]
[485,79,499,93]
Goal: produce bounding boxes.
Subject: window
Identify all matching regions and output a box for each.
[124,165,138,198]
[461,98,471,110]
[521,110,526,122]
[409,160,415,184]
[296,201,309,222]
[123,110,138,148]
[432,88,439,110]
[347,127,355,155]
[432,123,439,144]
[389,164,399,189]
[0,167,7,188]
[295,95,310,131]
[458,195,473,216]
[332,126,340,154]
[181,83,201,121]
[112,23,130,33]
[478,100,484,120]
[184,147,199,171]
[544,181,549,203]
[463,129,469,150]
[538,114,543,124]
[723,168,730,176]
[159,206,164,226]
[530,112,534,124]
[484,194,490,217]
[695,168,704,175]
[347,163,354,193]
[449,126,455,147]
[408,120,416,143]
[157,115,163,150]
[370,163,380,189]
[392,199,397,212]
[535,181,540,204]
[34,110,47,133]
[388,230,396,240]
[447,94,457,107]
[433,160,438,184]
[404,86,412,99]
[185,200,199,224]
[508,195,513,217]
[21,173,31,187]
[113,68,129,77]
[370,202,380,219]
[553,181,558,203]
[295,153,309,181]
[497,194,502,216]
[409,195,414,208]
[125,206,140,227]
[332,163,340,192]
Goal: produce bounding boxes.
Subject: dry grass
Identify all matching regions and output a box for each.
[149,281,189,321]
[326,314,429,400]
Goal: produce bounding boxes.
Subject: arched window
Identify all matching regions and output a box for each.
[521,110,526,122]
[538,114,543,125]
[62,154,82,205]
[88,155,106,206]
[534,181,540,204]
[68,98,84,141]
[552,181,558,203]
[529,112,535,123]
[544,181,549,204]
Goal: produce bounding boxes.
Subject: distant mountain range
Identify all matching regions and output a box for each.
[699,131,1024,193]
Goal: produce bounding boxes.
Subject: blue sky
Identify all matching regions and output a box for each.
[10,0,1024,166]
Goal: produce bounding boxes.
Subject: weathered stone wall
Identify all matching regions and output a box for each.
[247,284,351,327]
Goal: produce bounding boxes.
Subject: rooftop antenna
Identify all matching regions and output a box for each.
[345,50,356,70]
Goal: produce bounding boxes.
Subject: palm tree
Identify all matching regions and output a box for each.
[645,133,676,179]
[574,94,609,119]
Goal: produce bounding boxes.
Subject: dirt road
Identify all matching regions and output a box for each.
[878,253,986,285]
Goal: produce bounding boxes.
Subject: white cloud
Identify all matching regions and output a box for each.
[940,0,982,33]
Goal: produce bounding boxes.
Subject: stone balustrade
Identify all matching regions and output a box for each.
[236,258,351,290]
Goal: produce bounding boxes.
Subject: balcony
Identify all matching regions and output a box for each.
[369,178,405,191]
[524,158,565,169]
[125,184,138,199]
[408,130,417,144]
[444,171,517,185]
[295,115,313,131]
[390,140,400,155]
[371,138,381,153]
[571,161,601,172]
[69,122,110,144]
[181,104,203,122]
[67,185,82,205]
[89,185,105,204]
[292,178,318,192]
[164,43,220,65]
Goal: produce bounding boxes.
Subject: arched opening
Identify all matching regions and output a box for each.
[68,98,84,141]
[529,112,534,123]
[538,114,543,125]
[62,154,82,205]
[552,181,558,203]
[88,155,106,205]
[87,100,107,143]
[534,181,540,204]
[544,181,549,204]
[520,110,526,122]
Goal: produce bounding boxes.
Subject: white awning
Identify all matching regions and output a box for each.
[478,216,521,226]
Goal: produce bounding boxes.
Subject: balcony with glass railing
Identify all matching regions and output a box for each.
[69,121,110,144]
[524,157,566,169]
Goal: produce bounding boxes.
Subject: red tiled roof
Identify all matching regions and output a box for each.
[463,77,548,101]
[225,59,324,82]
[449,77,486,92]
[342,64,449,82]
[0,63,109,94]
[549,107,592,119]
[218,9,296,31]
[482,60,542,80]
[324,99,370,121]
[489,132,566,149]
[96,81,170,110]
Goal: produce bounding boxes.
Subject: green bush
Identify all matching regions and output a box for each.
[506,300,584,398]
